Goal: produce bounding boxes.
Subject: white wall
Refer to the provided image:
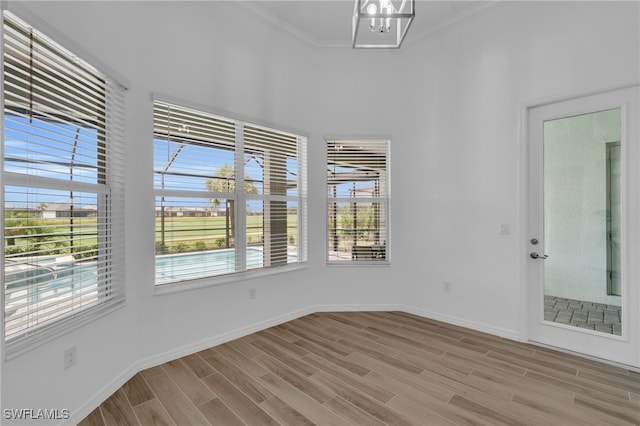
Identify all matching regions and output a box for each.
[391,0,638,331]
[1,1,638,424]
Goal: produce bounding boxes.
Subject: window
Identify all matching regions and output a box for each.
[327,139,390,262]
[2,11,126,354]
[153,100,307,287]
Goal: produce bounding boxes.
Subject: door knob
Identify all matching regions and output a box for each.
[530,252,549,259]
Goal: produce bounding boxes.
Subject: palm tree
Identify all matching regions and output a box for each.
[206,164,257,243]
[37,203,48,218]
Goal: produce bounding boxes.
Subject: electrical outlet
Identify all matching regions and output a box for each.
[64,345,76,369]
[443,281,452,292]
[249,288,256,299]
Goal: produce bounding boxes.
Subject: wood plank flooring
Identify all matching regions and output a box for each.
[79,311,640,425]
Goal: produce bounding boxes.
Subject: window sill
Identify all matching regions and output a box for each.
[154,263,308,296]
[326,260,391,267]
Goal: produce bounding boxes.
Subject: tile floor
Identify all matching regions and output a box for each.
[544,296,621,335]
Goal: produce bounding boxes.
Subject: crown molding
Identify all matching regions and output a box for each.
[404,1,505,49]
[224,1,326,48]
[225,0,506,51]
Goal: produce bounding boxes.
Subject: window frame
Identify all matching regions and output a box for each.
[152,95,308,294]
[326,137,391,266]
[1,7,128,358]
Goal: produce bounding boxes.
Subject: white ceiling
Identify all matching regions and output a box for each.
[230,0,497,48]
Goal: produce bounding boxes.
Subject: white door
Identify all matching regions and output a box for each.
[527,86,639,368]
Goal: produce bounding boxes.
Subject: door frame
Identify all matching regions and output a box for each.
[519,83,640,368]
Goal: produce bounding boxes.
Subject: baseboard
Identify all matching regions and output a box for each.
[400,305,521,341]
[314,303,520,341]
[70,363,140,426]
[68,303,519,424]
[314,303,404,313]
[135,305,319,372]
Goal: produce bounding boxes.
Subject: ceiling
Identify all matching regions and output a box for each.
[230,0,496,48]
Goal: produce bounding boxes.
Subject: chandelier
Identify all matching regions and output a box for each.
[352,0,415,49]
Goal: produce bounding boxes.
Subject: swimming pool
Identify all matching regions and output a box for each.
[5,247,297,300]
[5,248,297,336]
[155,247,297,284]
[5,260,98,306]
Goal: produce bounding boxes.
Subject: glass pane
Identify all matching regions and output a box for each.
[246,200,298,270]
[4,187,101,338]
[243,125,297,196]
[543,108,622,335]
[327,201,387,262]
[153,139,234,192]
[154,197,234,284]
[4,113,103,184]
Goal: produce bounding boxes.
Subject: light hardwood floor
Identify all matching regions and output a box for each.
[79,311,640,425]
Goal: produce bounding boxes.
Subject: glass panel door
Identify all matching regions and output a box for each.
[543,109,621,335]
[527,86,639,368]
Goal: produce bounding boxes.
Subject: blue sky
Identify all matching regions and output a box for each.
[154,138,301,214]
[5,113,304,212]
[4,113,100,208]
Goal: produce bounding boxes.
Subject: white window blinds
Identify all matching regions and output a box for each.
[244,125,305,269]
[327,139,390,262]
[2,11,126,353]
[153,100,307,286]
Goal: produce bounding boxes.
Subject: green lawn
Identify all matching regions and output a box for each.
[4,216,100,258]
[154,214,299,253]
[5,215,300,256]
